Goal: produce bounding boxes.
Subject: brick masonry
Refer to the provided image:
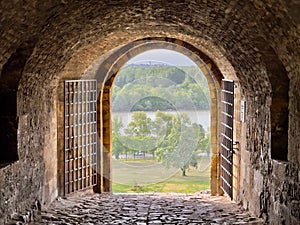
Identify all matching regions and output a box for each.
[0,1,299,224]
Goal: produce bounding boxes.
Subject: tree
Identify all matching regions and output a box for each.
[191,123,206,149]
[174,127,199,176]
[199,134,210,156]
[112,116,124,159]
[112,115,123,134]
[165,67,186,84]
[125,111,152,137]
[112,134,124,159]
[155,113,200,176]
[152,110,173,137]
[123,111,154,157]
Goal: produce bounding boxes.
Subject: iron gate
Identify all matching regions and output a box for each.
[220,79,234,199]
[64,80,97,195]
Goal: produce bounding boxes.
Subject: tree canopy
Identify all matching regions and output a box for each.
[155,113,205,176]
[112,111,209,176]
[112,65,210,112]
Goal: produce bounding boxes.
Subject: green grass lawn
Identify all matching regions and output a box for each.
[112,156,210,193]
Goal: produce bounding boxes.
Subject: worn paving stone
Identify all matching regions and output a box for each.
[30,192,265,224]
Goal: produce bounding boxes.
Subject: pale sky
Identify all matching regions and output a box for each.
[126,49,197,66]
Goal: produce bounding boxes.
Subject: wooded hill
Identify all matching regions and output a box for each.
[112,65,210,112]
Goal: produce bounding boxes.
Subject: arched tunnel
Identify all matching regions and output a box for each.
[0,1,299,224]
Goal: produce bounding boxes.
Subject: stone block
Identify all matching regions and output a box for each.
[272,160,287,181]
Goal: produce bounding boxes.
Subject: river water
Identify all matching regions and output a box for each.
[113,110,210,131]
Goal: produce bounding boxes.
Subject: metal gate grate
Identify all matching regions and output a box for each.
[64,80,97,195]
[220,79,234,199]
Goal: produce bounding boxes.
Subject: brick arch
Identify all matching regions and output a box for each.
[98,38,225,195]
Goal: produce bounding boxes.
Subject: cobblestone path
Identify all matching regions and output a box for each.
[33,192,265,225]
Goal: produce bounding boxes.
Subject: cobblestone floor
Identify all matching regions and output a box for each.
[31,191,265,225]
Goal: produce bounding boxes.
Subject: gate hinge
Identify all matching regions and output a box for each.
[233,141,239,151]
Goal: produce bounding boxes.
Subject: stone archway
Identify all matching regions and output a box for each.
[91,37,235,196]
[55,34,242,199]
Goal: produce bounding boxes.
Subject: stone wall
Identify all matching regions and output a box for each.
[0,0,299,224]
[0,113,44,224]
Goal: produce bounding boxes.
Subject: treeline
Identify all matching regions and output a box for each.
[112,111,210,176]
[112,65,210,112]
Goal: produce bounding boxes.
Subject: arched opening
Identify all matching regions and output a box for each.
[0,39,36,168]
[97,38,226,196]
[55,36,243,200]
[111,49,211,193]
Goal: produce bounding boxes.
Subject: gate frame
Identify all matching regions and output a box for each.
[57,79,98,196]
[220,79,235,199]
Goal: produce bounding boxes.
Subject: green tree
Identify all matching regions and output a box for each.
[118,135,157,158]
[173,127,199,176]
[165,67,186,84]
[112,134,124,159]
[112,116,124,159]
[123,111,154,157]
[112,115,123,134]
[199,134,210,156]
[125,111,152,137]
[191,123,206,149]
[152,110,173,137]
[155,113,200,176]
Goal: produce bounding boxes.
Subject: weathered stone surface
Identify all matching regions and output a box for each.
[26,192,264,225]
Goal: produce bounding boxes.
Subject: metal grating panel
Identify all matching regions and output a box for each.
[220,79,234,199]
[64,80,97,195]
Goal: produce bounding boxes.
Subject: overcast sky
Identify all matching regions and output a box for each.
[126,49,197,66]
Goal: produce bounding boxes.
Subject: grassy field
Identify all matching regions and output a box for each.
[112,156,210,193]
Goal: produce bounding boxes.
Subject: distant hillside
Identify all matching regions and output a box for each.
[112,65,210,112]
